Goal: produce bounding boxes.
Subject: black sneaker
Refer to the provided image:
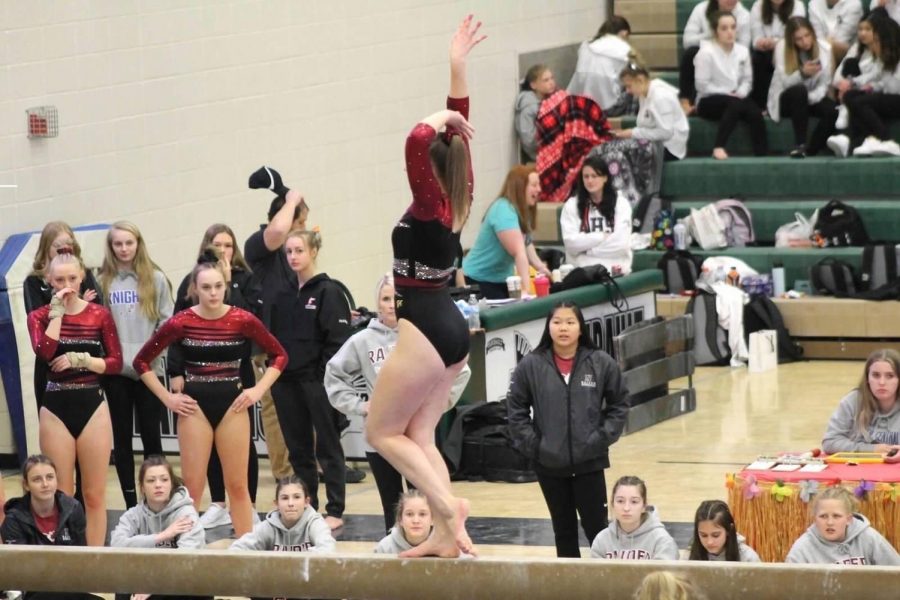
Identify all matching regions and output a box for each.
[345,466,367,483]
[790,145,806,159]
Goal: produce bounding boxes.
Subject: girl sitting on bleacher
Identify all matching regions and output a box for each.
[515,64,558,161]
[767,16,837,158]
[831,14,884,134]
[616,62,690,161]
[680,0,753,114]
[689,500,761,562]
[749,0,807,109]
[695,10,768,159]
[567,16,637,114]
[808,0,864,65]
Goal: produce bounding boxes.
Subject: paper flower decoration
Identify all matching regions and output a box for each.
[743,474,761,500]
[891,485,900,503]
[854,480,875,499]
[771,480,793,502]
[726,473,735,490]
[799,480,819,503]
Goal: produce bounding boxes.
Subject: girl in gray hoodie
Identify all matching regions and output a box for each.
[590,476,679,560]
[786,486,900,565]
[689,499,760,562]
[374,489,433,554]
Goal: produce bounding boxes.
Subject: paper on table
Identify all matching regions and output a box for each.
[746,460,777,470]
[772,463,802,472]
[799,463,829,473]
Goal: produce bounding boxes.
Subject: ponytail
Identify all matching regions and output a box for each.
[429,135,471,231]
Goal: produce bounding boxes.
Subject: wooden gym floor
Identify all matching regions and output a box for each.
[0,359,861,558]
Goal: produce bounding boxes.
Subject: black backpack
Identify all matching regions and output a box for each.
[685,291,730,366]
[813,200,869,247]
[809,258,858,296]
[861,244,899,291]
[743,294,804,363]
[657,249,703,293]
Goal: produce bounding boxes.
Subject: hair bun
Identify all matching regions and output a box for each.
[198,249,219,265]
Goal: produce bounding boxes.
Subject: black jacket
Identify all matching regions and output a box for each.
[271,272,351,380]
[1,491,87,546]
[23,271,102,314]
[507,346,629,476]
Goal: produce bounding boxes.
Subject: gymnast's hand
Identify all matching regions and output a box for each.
[169,375,185,394]
[165,392,198,417]
[82,288,98,303]
[445,111,475,139]
[450,14,486,63]
[49,354,73,372]
[231,385,263,412]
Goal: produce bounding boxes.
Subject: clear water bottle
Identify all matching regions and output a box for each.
[772,262,786,297]
[467,294,480,329]
[714,265,727,284]
[673,220,688,250]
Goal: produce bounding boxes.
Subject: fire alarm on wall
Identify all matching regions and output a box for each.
[26,106,59,138]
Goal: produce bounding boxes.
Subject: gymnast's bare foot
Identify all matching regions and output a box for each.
[454,497,476,556]
[399,520,460,558]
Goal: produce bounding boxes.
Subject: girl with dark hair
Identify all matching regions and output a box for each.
[695,11,768,159]
[366,14,484,560]
[822,348,900,453]
[170,224,262,531]
[559,157,633,274]
[462,164,549,299]
[750,0,807,108]
[689,500,760,561]
[516,64,557,161]
[767,16,837,157]
[680,0,753,112]
[809,0,864,65]
[567,16,636,111]
[507,301,629,557]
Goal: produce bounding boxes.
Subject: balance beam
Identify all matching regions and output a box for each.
[2,546,900,599]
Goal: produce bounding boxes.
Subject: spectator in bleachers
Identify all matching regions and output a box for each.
[680,1,752,113]
[767,16,837,157]
[831,14,884,132]
[567,16,639,116]
[515,64,557,161]
[695,11,768,159]
[829,11,900,156]
[749,0,807,109]
[872,0,900,24]
[809,0,864,65]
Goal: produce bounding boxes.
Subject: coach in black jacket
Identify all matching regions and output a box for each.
[507,300,629,558]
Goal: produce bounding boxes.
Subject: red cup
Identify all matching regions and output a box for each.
[533,275,550,297]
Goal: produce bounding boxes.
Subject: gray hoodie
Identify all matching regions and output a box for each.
[822,389,900,454]
[110,486,204,549]
[373,525,420,554]
[325,319,471,452]
[590,506,679,560]
[706,534,761,562]
[786,513,900,565]
[514,90,540,161]
[105,269,173,378]
[230,506,335,553]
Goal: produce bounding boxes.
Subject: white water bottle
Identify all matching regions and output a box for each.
[467,294,480,329]
[674,220,688,250]
[772,262,786,298]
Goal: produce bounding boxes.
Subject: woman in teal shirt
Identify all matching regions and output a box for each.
[462,164,551,299]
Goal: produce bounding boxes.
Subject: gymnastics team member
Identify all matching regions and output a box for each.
[809,0,864,65]
[27,252,122,546]
[786,486,900,565]
[507,301,629,558]
[822,348,900,454]
[766,16,836,158]
[269,229,351,531]
[461,165,550,299]
[374,489,434,554]
[749,0,807,109]
[98,221,171,509]
[171,224,262,530]
[689,500,760,562]
[590,476,679,560]
[366,14,485,559]
[231,475,336,553]
[325,274,471,532]
[559,156,634,274]
[133,257,287,537]
[695,10,768,159]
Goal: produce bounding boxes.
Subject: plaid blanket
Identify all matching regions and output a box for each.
[535,90,612,203]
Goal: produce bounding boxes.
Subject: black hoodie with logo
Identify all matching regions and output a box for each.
[1,491,87,546]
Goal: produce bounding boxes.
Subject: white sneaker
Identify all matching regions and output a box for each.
[199,503,232,529]
[835,105,849,130]
[853,136,881,157]
[827,134,850,158]
[872,139,900,157]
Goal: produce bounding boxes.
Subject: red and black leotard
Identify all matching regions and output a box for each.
[391,96,473,366]
[27,303,123,438]
[133,307,288,428]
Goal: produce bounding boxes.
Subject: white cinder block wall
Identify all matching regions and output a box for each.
[1,0,604,302]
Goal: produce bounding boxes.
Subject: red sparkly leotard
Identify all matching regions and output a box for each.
[133,307,287,428]
[391,96,474,366]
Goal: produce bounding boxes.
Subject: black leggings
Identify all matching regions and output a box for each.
[271,378,345,518]
[395,286,470,367]
[208,437,259,504]
[678,46,701,103]
[697,94,768,155]
[779,86,837,154]
[105,375,164,508]
[537,469,608,558]
[846,91,900,147]
[750,49,774,110]
[367,450,413,533]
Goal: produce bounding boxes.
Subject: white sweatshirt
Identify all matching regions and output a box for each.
[560,191,633,274]
[833,44,884,89]
[684,2,752,49]
[750,0,807,45]
[567,34,634,110]
[809,0,864,46]
[767,39,834,120]
[695,40,753,99]
[632,79,690,159]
